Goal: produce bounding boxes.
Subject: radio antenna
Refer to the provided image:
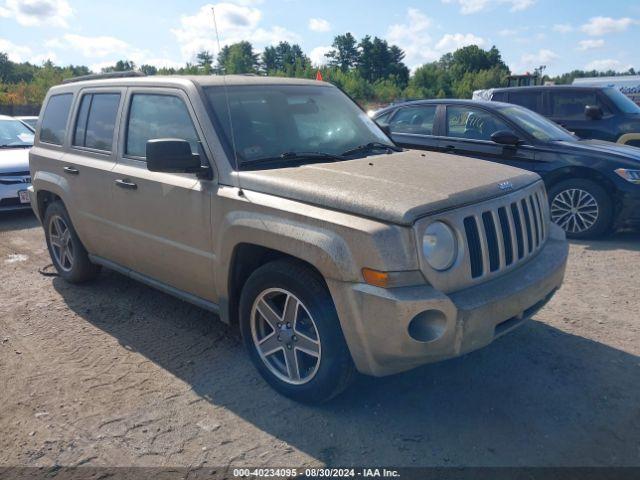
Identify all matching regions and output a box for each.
[211,6,242,193]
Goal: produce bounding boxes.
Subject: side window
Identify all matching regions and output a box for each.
[446,106,514,141]
[40,93,73,145]
[126,94,199,158]
[508,91,541,113]
[374,111,393,127]
[389,106,437,135]
[550,91,609,118]
[73,93,121,152]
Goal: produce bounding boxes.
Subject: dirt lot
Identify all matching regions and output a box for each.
[0,210,639,468]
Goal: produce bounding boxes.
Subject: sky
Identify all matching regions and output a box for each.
[0,0,639,75]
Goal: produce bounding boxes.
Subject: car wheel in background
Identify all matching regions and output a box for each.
[239,259,356,403]
[44,201,101,283]
[548,179,613,239]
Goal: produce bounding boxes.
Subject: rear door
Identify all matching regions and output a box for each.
[442,104,539,172]
[386,104,443,151]
[111,87,215,301]
[507,89,544,114]
[58,88,130,266]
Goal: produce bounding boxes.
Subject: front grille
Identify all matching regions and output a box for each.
[0,172,31,185]
[463,185,548,279]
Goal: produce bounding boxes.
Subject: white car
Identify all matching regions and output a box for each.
[16,116,38,131]
[0,115,34,211]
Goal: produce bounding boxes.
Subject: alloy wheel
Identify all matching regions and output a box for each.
[550,188,599,234]
[49,214,74,272]
[250,288,321,385]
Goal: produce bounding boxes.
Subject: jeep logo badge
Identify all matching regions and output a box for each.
[498,181,513,191]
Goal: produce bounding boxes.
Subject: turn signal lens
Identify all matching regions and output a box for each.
[362,268,389,287]
[361,268,425,288]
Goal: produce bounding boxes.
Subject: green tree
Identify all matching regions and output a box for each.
[102,60,136,73]
[139,64,158,75]
[217,41,259,74]
[325,33,359,72]
[196,50,214,74]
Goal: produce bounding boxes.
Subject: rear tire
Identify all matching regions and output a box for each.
[43,201,101,283]
[548,179,613,239]
[239,260,356,403]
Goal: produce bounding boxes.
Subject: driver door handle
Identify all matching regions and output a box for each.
[114,179,137,190]
[63,166,79,175]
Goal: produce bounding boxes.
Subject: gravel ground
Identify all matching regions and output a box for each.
[0,209,639,468]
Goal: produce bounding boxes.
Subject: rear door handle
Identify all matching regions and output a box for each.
[443,145,456,152]
[63,166,79,175]
[114,179,137,190]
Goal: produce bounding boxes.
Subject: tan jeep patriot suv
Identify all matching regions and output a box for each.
[29,73,568,402]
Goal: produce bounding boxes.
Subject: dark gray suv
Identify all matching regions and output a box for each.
[479,85,640,146]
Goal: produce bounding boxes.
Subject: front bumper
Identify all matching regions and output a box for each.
[614,185,640,227]
[328,223,569,377]
[0,181,32,212]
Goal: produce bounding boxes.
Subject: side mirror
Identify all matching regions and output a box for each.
[491,130,521,146]
[146,139,202,174]
[379,124,392,137]
[585,105,603,120]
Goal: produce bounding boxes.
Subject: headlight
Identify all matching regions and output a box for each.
[422,221,457,271]
[615,168,640,184]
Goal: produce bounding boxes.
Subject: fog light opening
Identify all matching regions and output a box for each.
[408,310,447,343]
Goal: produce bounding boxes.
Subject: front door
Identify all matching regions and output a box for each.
[547,89,614,141]
[111,88,215,302]
[442,104,540,173]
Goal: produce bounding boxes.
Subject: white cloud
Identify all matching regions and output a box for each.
[552,23,573,33]
[441,0,535,14]
[386,8,485,70]
[44,34,183,71]
[435,33,485,51]
[498,28,518,36]
[0,38,32,62]
[516,49,559,71]
[309,46,331,66]
[0,0,72,27]
[577,39,604,51]
[53,34,131,58]
[386,8,436,68]
[171,2,298,61]
[585,59,633,72]
[581,17,636,36]
[308,18,330,32]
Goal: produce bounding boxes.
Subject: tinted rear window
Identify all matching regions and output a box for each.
[508,91,541,112]
[40,93,73,145]
[73,93,121,152]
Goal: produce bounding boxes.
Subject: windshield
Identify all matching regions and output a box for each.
[498,105,576,142]
[0,119,35,147]
[204,84,392,167]
[602,88,640,114]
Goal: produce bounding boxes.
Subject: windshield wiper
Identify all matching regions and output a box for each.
[341,142,402,157]
[0,144,31,149]
[241,151,344,169]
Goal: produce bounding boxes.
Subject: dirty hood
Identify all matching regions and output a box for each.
[239,150,539,225]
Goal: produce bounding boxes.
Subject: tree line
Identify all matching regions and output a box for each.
[1,35,638,108]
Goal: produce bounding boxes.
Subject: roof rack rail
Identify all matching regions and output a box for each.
[62,71,146,84]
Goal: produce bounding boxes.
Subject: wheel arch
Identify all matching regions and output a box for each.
[224,243,330,327]
[543,166,618,198]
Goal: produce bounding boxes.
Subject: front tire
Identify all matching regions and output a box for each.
[548,179,613,239]
[44,201,101,283]
[239,260,355,403]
